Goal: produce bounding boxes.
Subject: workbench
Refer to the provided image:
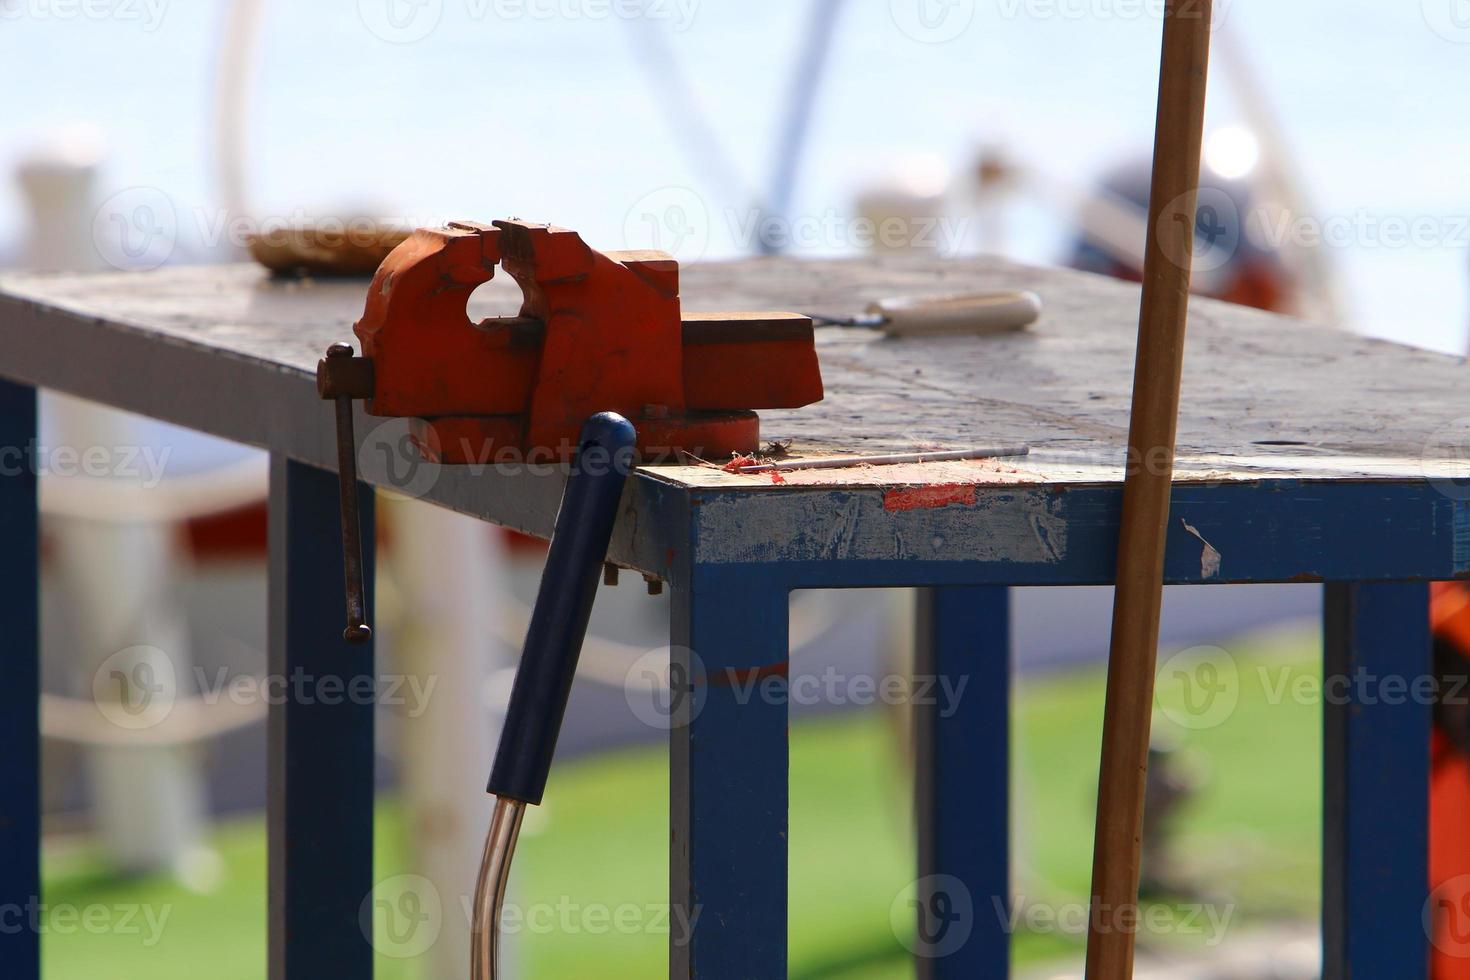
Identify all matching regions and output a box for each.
[1,255,1459,978]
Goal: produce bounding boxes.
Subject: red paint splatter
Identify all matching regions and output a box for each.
[722,454,758,473]
[883,484,977,512]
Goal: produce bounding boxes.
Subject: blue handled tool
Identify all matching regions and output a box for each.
[471,412,637,980]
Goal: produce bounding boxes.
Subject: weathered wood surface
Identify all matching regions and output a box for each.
[0,256,1465,495]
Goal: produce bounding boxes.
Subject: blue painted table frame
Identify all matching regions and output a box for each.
[659,475,1440,977]
[0,253,1450,978]
[0,369,1441,977]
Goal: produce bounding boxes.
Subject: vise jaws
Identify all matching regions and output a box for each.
[321,218,823,463]
[315,218,825,639]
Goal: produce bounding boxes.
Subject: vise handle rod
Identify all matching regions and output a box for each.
[473,412,637,980]
[316,342,376,643]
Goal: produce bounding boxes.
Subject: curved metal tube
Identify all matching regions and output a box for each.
[472,413,635,978]
[471,797,526,980]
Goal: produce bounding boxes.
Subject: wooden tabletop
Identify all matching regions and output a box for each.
[2,256,1465,497]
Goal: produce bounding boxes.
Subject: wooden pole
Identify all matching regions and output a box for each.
[1085,1,1213,976]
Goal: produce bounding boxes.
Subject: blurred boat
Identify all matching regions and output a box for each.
[1067,147,1297,315]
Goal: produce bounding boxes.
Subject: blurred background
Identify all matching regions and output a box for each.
[5,0,1465,976]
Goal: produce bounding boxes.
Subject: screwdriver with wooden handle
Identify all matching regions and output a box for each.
[809,289,1042,337]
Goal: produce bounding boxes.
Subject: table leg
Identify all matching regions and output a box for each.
[0,378,39,979]
[669,574,790,979]
[267,457,376,979]
[914,587,1010,978]
[1322,581,1430,978]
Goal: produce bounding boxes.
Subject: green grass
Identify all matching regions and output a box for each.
[1009,625,1321,965]
[42,624,1321,978]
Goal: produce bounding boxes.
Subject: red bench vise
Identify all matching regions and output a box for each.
[314,218,824,640]
[319,218,824,463]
